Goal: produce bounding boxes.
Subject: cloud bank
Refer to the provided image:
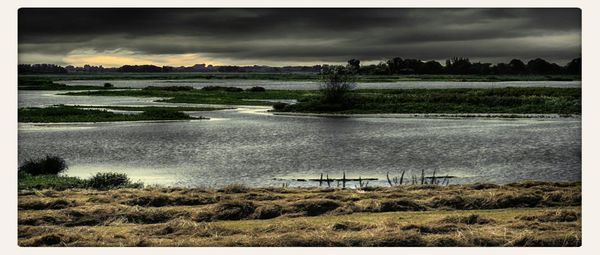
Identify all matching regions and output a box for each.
[18,8,581,67]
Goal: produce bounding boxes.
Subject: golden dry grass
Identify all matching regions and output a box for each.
[18,181,581,247]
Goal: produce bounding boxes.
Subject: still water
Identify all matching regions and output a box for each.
[18,87,581,187]
[58,79,581,90]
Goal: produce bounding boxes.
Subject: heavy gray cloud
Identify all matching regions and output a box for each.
[18,8,581,66]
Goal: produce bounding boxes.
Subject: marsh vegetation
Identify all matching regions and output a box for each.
[18,182,580,246]
[18,105,205,122]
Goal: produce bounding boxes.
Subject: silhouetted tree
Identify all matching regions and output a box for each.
[319,65,357,103]
[508,59,527,74]
[421,61,443,74]
[471,62,492,75]
[118,65,163,72]
[527,58,563,75]
[18,64,67,74]
[566,58,581,75]
[386,57,404,74]
[347,59,361,74]
[491,63,512,75]
[445,57,473,74]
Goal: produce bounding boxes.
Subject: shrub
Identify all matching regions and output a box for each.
[272,102,288,111]
[201,86,243,92]
[86,172,142,190]
[143,86,194,91]
[18,175,87,190]
[19,156,68,176]
[319,65,357,103]
[246,86,266,92]
[103,83,114,88]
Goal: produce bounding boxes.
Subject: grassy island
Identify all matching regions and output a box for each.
[64,87,581,115]
[18,105,206,123]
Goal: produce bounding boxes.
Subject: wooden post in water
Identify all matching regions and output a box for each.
[399,170,405,185]
[431,170,436,185]
[319,173,323,187]
[421,169,425,185]
[326,174,331,187]
[342,171,346,189]
[386,172,393,187]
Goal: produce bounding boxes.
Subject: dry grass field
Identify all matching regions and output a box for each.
[18,181,581,247]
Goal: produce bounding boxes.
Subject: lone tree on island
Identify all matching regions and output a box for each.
[318,65,357,103]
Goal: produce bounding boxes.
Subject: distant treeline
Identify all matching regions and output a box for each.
[18,57,581,75]
[349,57,581,75]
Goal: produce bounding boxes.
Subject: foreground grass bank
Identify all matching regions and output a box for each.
[18,105,207,123]
[65,87,581,115]
[18,181,580,246]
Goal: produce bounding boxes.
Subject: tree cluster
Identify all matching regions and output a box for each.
[18,64,67,74]
[349,57,581,75]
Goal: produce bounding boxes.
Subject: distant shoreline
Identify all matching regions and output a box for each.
[272,112,580,119]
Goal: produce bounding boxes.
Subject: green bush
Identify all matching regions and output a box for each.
[142,86,194,91]
[103,83,114,88]
[201,86,243,92]
[86,172,142,190]
[246,86,266,92]
[19,156,68,176]
[272,102,288,111]
[18,175,87,190]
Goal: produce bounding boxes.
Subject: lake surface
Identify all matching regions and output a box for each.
[58,79,581,90]
[18,90,581,187]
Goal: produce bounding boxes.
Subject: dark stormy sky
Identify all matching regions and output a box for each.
[18,8,581,67]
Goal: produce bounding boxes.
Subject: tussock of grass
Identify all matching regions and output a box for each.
[252,204,284,219]
[211,200,256,220]
[289,199,341,216]
[125,195,216,207]
[18,199,77,210]
[517,210,580,222]
[438,214,495,225]
[331,221,374,231]
[379,199,426,212]
[401,223,464,234]
[219,184,250,194]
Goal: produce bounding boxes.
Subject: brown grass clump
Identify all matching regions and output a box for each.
[401,223,463,234]
[517,210,580,222]
[219,184,249,194]
[438,214,495,225]
[18,199,77,210]
[125,195,216,207]
[252,204,284,219]
[211,200,256,220]
[331,221,374,231]
[508,234,581,247]
[379,199,426,212]
[289,199,341,216]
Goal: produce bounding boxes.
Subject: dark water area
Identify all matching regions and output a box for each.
[18,97,581,187]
